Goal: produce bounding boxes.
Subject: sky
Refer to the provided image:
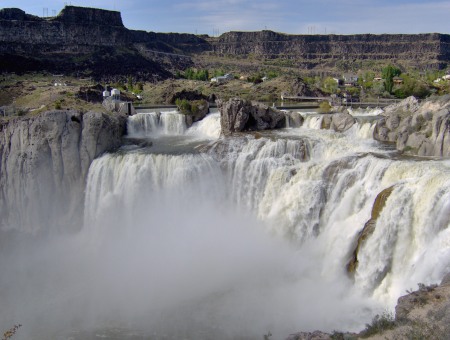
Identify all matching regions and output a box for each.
[1,0,449,35]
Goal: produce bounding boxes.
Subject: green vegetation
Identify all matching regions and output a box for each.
[247,72,264,84]
[360,311,396,338]
[175,98,207,115]
[317,100,332,113]
[177,68,210,81]
[393,74,430,99]
[382,65,401,94]
[322,77,338,94]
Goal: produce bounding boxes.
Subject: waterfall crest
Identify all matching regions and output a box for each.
[127,110,187,136]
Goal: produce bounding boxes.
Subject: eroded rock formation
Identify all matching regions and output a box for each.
[0,110,126,232]
[217,98,286,135]
[374,96,450,157]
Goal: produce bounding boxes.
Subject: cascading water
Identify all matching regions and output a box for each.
[3,108,450,339]
[127,110,186,136]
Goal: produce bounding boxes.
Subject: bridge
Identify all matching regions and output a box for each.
[281,95,331,102]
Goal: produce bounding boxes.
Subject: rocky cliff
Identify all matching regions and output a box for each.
[0,110,126,233]
[1,6,450,78]
[373,96,450,157]
[0,7,188,78]
[210,31,450,70]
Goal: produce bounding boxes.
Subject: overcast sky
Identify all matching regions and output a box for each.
[1,0,449,35]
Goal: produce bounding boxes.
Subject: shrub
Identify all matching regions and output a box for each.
[175,98,191,114]
[2,324,22,339]
[182,68,209,81]
[360,311,396,338]
[317,101,332,113]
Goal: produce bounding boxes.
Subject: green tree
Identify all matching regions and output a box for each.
[382,65,401,94]
[322,77,339,94]
[127,76,133,91]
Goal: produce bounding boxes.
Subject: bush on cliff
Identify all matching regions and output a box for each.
[175,98,208,116]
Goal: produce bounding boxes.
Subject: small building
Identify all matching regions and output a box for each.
[343,73,358,86]
[111,88,120,100]
[374,77,383,82]
[211,74,233,84]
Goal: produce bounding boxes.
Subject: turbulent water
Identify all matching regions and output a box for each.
[2,109,450,339]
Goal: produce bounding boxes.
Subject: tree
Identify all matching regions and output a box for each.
[382,65,401,94]
[322,77,338,94]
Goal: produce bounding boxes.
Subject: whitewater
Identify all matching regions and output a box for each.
[3,109,450,339]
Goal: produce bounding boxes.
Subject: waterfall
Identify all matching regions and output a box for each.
[3,106,450,339]
[186,112,221,139]
[127,110,186,136]
[84,151,225,228]
[303,115,323,129]
[347,107,384,116]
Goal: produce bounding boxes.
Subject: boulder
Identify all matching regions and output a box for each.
[330,112,356,132]
[286,111,304,128]
[382,96,420,117]
[217,98,286,135]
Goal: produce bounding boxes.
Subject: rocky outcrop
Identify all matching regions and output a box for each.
[347,186,395,274]
[182,99,210,127]
[0,110,126,233]
[374,96,450,157]
[286,111,304,128]
[287,274,450,339]
[217,98,286,135]
[330,112,356,132]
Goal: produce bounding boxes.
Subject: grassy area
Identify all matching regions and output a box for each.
[0,73,105,116]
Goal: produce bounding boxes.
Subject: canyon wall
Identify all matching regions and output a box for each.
[0,110,127,233]
[1,6,450,77]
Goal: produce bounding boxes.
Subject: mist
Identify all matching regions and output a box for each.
[0,149,380,340]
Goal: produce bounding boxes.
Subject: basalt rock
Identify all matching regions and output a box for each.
[217,98,286,135]
[347,186,395,275]
[285,111,304,128]
[182,99,210,127]
[0,110,127,233]
[374,96,450,157]
[330,112,356,132]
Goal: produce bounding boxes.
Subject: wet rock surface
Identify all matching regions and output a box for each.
[217,98,287,135]
[0,110,126,232]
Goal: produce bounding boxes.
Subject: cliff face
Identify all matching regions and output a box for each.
[1,6,450,77]
[0,7,186,78]
[210,31,449,69]
[0,111,127,233]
